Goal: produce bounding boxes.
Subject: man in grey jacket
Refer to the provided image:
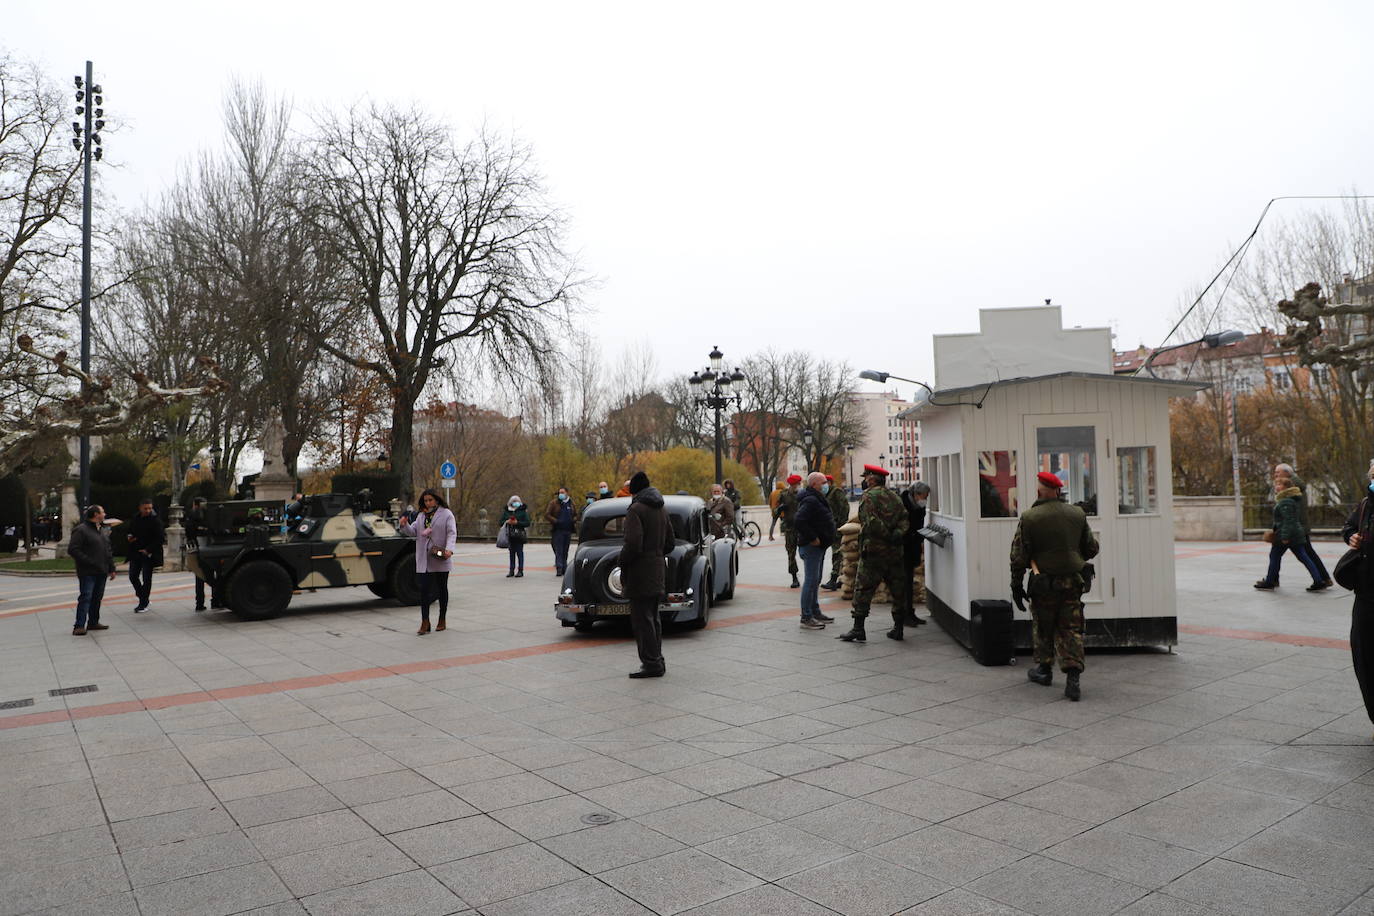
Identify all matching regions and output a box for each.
[68,505,117,635]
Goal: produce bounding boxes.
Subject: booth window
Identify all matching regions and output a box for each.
[978,450,1018,517]
[1117,445,1157,514]
[923,457,940,512]
[1036,425,1097,516]
[947,454,963,517]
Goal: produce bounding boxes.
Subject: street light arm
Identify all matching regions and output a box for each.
[1133,329,1243,379]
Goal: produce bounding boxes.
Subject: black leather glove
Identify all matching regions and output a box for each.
[1010,579,1027,612]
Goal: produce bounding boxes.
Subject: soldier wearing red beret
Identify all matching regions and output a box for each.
[837,464,911,642]
[1010,471,1100,701]
[770,473,804,587]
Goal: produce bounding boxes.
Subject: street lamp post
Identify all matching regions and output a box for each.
[209,445,222,494]
[688,346,745,484]
[802,427,814,471]
[72,63,106,509]
[846,445,855,496]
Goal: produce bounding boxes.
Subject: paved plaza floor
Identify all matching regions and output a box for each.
[1,538,1372,915]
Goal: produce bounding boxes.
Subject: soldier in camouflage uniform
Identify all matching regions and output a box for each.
[838,464,910,642]
[822,474,849,590]
[770,474,802,587]
[1010,472,1100,701]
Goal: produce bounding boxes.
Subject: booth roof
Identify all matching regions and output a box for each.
[897,371,1210,420]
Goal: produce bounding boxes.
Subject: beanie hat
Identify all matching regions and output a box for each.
[628,471,651,494]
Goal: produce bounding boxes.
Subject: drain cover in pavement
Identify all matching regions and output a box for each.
[580,812,617,825]
[0,698,34,709]
[49,684,98,697]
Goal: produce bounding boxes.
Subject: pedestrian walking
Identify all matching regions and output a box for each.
[837,464,910,642]
[500,495,530,577]
[1274,463,1332,586]
[822,474,849,590]
[1340,460,1374,737]
[184,496,225,611]
[68,505,116,636]
[544,487,579,576]
[399,488,456,635]
[1254,478,1328,591]
[770,474,802,588]
[794,472,836,629]
[706,484,735,539]
[1011,472,1099,701]
[620,471,675,678]
[125,497,165,612]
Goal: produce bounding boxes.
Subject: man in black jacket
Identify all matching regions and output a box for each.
[619,471,676,678]
[794,472,837,629]
[125,498,165,612]
[68,504,116,636]
[184,497,224,611]
[897,482,930,626]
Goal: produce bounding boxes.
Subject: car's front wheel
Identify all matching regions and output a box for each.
[689,571,711,629]
[227,560,293,620]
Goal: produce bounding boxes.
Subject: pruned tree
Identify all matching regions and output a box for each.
[304,106,577,500]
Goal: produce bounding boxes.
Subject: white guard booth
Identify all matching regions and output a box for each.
[901,307,1206,650]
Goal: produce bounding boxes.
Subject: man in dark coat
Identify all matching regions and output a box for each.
[125,498,165,612]
[793,472,836,629]
[897,481,930,626]
[620,471,676,678]
[184,497,224,611]
[544,487,579,576]
[68,504,116,635]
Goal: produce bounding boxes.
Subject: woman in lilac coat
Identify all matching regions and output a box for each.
[399,488,456,635]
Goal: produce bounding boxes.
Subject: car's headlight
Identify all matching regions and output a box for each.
[606,566,625,599]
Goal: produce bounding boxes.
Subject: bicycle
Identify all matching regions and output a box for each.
[731,508,762,548]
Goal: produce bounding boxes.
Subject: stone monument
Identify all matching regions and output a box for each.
[255,411,296,504]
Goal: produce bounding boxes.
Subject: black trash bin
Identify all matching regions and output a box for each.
[969,598,1014,666]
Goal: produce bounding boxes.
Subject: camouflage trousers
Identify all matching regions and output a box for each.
[1030,581,1085,672]
[830,541,844,581]
[783,528,797,576]
[851,550,907,624]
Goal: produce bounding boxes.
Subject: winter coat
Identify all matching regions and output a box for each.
[793,486,836,548]
[68,520,115,577]
[500,505,531,544]
[706,495,735,538]
[901,489,927,564]
[619,487,675,598]
[1342,498,1374,596]
[1010,497,1099,578]
[400,507,456,573]
[544,497,578,532]
[125,512,166,566]
[1272,486,1307,544]
[857,484,908,556]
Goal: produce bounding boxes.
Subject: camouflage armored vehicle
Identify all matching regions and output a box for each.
[186,494,420,619]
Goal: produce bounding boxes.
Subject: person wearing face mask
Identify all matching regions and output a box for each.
[706,484,735,539]
[501,495,531,577]
[770,474,803,588]
[544,487,579,576]
[1340,459,1374,735]
[822,474,849,593]
[896,481,931,626]
[597,481,613,500]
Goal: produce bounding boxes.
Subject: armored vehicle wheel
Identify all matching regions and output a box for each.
[389,561,422,606]
[367,582,394,599]
[227,560,293,620]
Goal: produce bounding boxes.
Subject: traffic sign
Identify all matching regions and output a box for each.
[440,479,456,489]
[439,461,457,479]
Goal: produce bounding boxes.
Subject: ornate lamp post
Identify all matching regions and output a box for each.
[688,346,745,484]
[72,63,106,509]
[846,445,855,496]
[802,427,814,470]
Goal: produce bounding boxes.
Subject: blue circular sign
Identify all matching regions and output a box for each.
[439,461,457,479]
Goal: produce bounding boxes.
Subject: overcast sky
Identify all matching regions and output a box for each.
[10,0,1374,405]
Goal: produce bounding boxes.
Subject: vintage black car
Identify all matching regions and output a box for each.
[186,494,420,620]
[555,495,737,631]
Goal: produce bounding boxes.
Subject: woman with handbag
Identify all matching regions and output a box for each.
[399,488,456,635]
[501,495,531,577]
[1340,461,1374,733]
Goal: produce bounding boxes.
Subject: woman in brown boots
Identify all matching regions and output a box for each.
[400,488,456,634]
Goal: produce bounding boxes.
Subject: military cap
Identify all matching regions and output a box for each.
[787,474,802,485]
[1036,471,1064,489]
[824,474,835,482]
[862,464,889,477]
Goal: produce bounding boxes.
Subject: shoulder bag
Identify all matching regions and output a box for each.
[1333,500,1368,591]
[496,524,510,550]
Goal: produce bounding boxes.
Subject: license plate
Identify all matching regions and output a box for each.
[595,606,632,616]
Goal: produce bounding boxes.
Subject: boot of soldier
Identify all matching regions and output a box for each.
[837,621,866,642]
[790,574,800,588]
[1064,670,1081,702]
[1027,663,1053,686]
[821,575,840,591]
[886,624,904,641]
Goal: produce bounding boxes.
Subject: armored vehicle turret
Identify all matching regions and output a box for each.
[186,493,420,619]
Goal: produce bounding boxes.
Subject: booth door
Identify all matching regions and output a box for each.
[1021,413,1113,607]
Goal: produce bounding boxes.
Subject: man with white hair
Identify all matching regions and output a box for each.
[792,471,836,629]
[1272,463,1332,587]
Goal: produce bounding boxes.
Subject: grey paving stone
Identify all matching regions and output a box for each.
[636,797,771,845]
[226,785,345,828]
[297,750,407,783]
[26,890,142,916]
[717,777,848,819]
[730,742,846,776]
[872,823,1029,883]
[0,824,114,869]
[1276,803,1374,849]
[582,774,707,817]
[487,791,613,840]
[1044,825,1209,889]
[786,797,928,850]
[246,809,378,859]
[778,852,950,916]
[663,757,776,795]
[449,771,567,812]
[123,828,262,886]
[678,883,842,915]
[103,780,219,821]
[326,768,439,806]
[430,841,584,907]
[388,813,525,866]
[415,752,525,787]
[926,760,1056,799]
[207,765,316,802]
[606,739,722,774]
[8,798,105,839]
[865,777,995,822]
[270,835,416,897]
[1162,858,1357,915]
[1110,800,1271,856]
[540,817,684,873]
[353,788,478,834]
[1224,826,1374,896]
[1010,778,1151,825]
[793,759,913,796]
[478,875,652,916]
[536,755,649,791]
[111,804,239,850]
[601,847,762,916]
[1113,894,1230,915]
[700,822,849,880]
[300,868,464,916]
[0,852,128,915]
[237,899,310,914]
[967,854,1148,916]
[134,861,293,916]
[899,888,1035,914]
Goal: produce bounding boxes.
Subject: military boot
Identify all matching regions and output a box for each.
[886,624,904,641]
[821,575,840,591]
[1027,663,1053,686]
[837,620,866,642]
[1064,670,1081,701]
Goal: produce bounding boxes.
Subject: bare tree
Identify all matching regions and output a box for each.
[303,106,577,499]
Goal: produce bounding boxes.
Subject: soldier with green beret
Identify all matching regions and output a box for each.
[837,464,909,642]
[770,474,802,588]
[1010,471,1100,701]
